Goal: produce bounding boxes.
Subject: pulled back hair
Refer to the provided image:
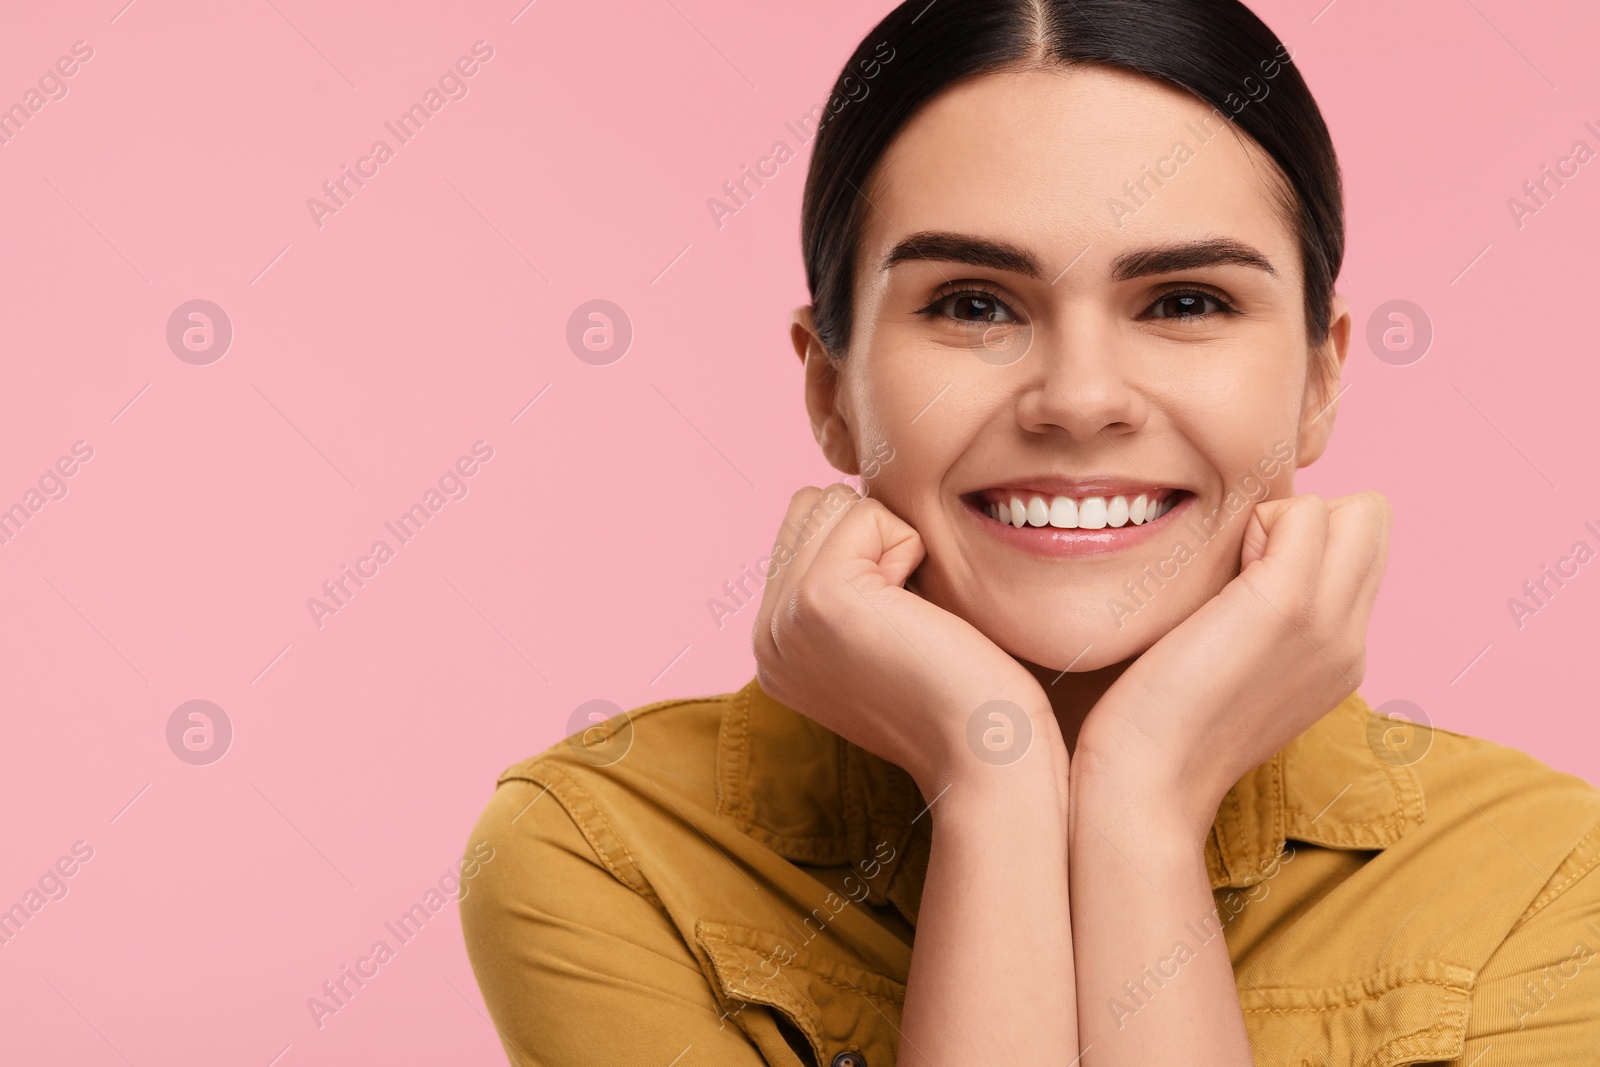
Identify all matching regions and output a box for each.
[800,0,1344,357]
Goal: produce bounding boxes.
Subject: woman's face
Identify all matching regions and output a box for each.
[795,65,1350,672]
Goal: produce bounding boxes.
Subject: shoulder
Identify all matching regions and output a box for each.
[495,688,735,790]
[458,686,797,1066]
[1406,718,1600,849]
[464,686,746,898]
[1422,729,1600,1057]
[1386,719,1600,981]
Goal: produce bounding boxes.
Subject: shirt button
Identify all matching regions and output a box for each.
[830,1053,866,1067]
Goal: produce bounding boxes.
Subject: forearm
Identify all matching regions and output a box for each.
[1067,769,1254,1066]
[899,758,1079,1064]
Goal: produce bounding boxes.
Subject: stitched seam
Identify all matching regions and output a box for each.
[1237,975,1474,1013]
[496,696,716,786]
[698,921,907,1066]
[1267,752,1286,862]
[1205,824,1228,887]
[1282,765,1424,845]
[839,735,858,854]
[1281,698,1425,845]
[1360,998,1470,1067]
[1222,781,1248,883]
[703,923,909,1003]
[509,762,661,908]
[805,968,902,1007]
[1513,817,1600,929]
[718,686,752,824]
[698,925,820,1054]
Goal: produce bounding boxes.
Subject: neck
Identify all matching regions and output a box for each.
[1021,656,1133,754]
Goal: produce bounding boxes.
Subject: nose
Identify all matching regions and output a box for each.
[1011,318,1148,440]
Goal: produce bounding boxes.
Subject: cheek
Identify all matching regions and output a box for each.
[851,358,985,501]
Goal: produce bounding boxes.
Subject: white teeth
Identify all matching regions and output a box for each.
[1048,496,1078,528]
[983,490,1180,528]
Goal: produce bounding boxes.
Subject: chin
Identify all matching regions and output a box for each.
[930,570,1230,675]
[993,615,1162,674]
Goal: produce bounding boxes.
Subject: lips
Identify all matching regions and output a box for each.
[959,481,1194,559]
[970,486,1181,530]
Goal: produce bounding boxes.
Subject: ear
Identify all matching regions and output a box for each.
[790,305,860,475]
[1295,291,1351,469]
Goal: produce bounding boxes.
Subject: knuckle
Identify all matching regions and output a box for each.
[789,577,835,623]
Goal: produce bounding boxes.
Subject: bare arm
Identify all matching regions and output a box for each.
[751,486,1083,1064]
[1068,494,1390,1066]
[1068,772,1253,1064]
[899,731,1078,1065]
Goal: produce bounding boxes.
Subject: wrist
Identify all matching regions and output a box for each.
[923,756,1073,837]
[915,716,1071,824]
[1069,744,1216,849]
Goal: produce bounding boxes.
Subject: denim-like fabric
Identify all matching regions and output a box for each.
[461,677,1600,1066]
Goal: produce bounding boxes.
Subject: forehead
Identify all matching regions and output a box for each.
[862,65,1299,278]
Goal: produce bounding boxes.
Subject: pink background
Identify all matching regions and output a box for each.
[0,0,1595,1062]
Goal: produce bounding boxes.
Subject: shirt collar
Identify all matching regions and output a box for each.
[718,676,1426,921]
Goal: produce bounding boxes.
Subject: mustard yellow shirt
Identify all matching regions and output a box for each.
[461,678,1600,1066]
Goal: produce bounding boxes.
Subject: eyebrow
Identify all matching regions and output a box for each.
[879,231,1277,281]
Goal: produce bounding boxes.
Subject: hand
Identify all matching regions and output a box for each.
[1074,492,1392,839]
[751,484,1064,797]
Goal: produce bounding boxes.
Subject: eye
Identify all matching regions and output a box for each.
[1144,288,1238,321]
[917,284,1021,325]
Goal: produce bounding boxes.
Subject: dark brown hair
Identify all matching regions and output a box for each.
[800,0,1344,355]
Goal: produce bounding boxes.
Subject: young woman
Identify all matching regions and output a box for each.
[462,1,1600,1063]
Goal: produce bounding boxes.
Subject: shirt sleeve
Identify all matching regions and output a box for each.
[1451,820,1600,1064]
[460,775,806,1067]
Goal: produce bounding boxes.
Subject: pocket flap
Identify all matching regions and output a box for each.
[696,919,906,1067]
[1237,960,1474,1067]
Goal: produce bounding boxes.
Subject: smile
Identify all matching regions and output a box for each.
[961,485,1194,558]
[973,487,1184,529]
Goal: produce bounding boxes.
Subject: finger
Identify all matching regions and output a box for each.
[776,482,862,581]
[1238,494,1330,610]
[754,484,860,624]
[1316,494,1382,612]
[1320,491,1391,620]
[807,496,926,590]
[1240,494,1309,568]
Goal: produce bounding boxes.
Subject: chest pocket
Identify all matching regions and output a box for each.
[1236,960,1474,1067]
[695,919,906,1067]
